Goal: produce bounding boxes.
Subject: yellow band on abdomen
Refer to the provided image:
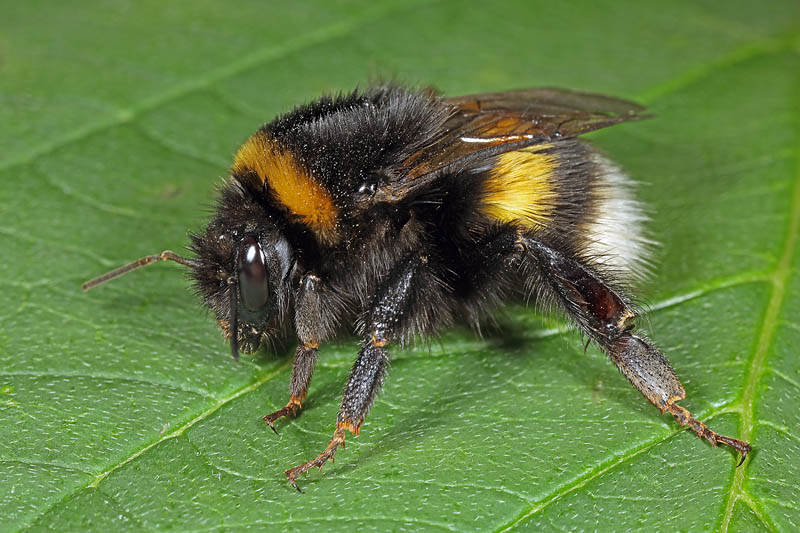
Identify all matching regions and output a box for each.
[480,144,557,229]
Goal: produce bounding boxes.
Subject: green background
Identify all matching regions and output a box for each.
[1,1,798,530]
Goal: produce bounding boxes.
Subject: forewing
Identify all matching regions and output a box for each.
[377,88,648,200]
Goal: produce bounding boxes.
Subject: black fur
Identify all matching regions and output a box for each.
[180,85,750,487]
[191,88,614,346]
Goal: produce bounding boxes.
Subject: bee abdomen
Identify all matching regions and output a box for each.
[478,140,653,284]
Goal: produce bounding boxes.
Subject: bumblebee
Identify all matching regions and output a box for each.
[84,85,751,490]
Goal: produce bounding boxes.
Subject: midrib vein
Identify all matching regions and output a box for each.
[718,90,800,531]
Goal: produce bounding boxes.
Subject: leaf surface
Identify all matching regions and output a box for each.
[1,1,798,530]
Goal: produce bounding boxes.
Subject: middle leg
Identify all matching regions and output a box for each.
[284,253,438,490]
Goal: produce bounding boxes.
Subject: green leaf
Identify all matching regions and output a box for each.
[1,1,798,530]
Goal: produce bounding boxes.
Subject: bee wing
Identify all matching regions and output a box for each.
[377,88,648,200]
[444,88,646,125]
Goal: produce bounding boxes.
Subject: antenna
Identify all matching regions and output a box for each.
[82,250,198,292]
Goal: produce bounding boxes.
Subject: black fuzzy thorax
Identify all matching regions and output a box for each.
[263,86,452,212]
[189,86,618,349]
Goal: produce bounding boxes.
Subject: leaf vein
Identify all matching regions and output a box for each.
[0,0,435,174]
[718,55,800,530]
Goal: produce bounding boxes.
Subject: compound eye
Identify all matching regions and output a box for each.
[237,236,269,312]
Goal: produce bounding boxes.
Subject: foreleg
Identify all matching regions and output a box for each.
[264,273,335,431]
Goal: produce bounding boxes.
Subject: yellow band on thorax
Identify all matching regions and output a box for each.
[233,132,338,240]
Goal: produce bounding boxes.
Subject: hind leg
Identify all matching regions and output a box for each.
[521,236,750,462]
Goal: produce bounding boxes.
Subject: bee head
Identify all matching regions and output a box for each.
[82,185,295,362]
[189,213,295,360]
